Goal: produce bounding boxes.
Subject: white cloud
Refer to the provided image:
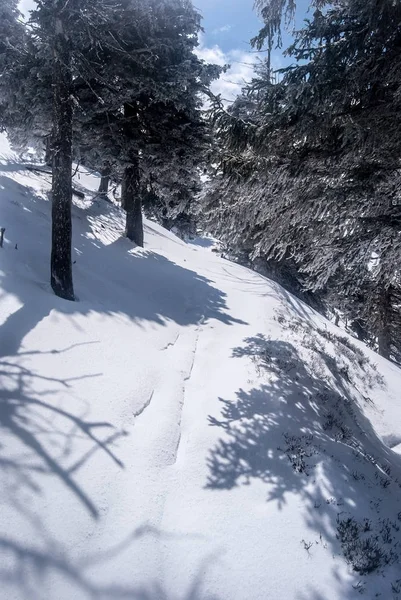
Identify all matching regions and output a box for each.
[212,24,232,35]
[195,37,259,103]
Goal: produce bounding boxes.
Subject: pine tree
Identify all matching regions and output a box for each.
[206,0,401,359]
[32,1,79,300]
[3,0,220,296]
[75,0,220,246]
[0,2,31,139]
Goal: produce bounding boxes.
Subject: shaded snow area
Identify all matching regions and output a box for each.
[1,132,401,600]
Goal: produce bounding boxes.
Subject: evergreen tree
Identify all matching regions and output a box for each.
[0,1,31,140]
[76,0,220,246]
[206,0,401,359]
[3,0,220,297]
[32,1,81,300]
[136,97,214,237]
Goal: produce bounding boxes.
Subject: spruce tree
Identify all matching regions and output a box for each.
[32,1,81,300]
[75,0,220,246]
[3,0,220,295]
[206,0,401,359]
[0,2,30,139]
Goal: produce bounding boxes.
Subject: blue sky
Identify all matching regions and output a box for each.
[196,0,311,52]
[193,0,267,101]
[194,0,312,100]
[195,0,262,53]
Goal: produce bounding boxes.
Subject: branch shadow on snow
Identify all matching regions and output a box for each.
[0,166,230,598]
[0,348,126,519]
[0,171,246,359]
[0,520,221,599]
[206,332,401,595]
[0,349,213,597]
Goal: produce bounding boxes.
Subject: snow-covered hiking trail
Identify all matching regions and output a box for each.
[1,135,401,600]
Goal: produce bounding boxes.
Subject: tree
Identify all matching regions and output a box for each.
[138,98,214,237]
[51,4,74,300]
[29,0,157,296]
[0,2,31,140]
[75,0,221,246]
[205,0,401,358]
[3,0,219,297]
[32,1,81,300]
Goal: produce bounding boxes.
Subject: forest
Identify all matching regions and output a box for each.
[1,0,401,361]
[2,3,401,599]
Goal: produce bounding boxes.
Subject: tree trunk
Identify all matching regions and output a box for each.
[121,102,144,246]
[122,161,143,246]
[51,14,74,301]
[98,163,110,195]
[121,174,127,210]
[98,174,110,195]
[378,327,391,359]
[377,287,391,359]
[44,134,52,166]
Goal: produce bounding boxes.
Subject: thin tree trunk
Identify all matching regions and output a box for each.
[121,102,144,246]
[123,161,143,246]
[120,174,127,211]
[377,287,391,359]
[44,134,52,166]
[51,14,74,301]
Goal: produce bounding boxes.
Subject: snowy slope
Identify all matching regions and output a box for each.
[1,133,401,600]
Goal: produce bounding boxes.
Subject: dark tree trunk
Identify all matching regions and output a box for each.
[122,161,143,246]
[44,134,52,166]
[121,174,127,211]
[377,287,391,359]
[51,14,74,301]
[98,174,110,195]
[98,163,111,195]
[121,102,144,246]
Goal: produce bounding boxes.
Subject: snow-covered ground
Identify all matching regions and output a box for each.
[1,133,401,600]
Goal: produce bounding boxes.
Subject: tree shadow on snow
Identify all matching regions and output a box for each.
[0,349,126,519]
[0,167,229,599]
[0,340,220,597]
[0,517,221,599]
[206,334,401,597]
[0,171,246,359]
[0,210,128,541]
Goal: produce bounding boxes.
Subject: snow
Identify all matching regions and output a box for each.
[1,132,401,600]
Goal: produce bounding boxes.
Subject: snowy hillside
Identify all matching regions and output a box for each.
[1,132,401,600]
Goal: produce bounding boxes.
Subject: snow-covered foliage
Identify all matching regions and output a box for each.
[0,0,220,297]
[203,0,401,360]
